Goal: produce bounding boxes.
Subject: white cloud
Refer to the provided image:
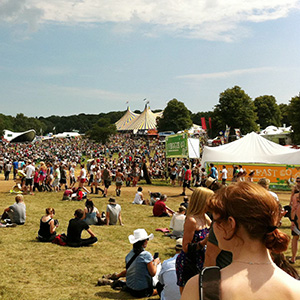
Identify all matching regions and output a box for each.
[177,67,277,80]
[1,0,299,40]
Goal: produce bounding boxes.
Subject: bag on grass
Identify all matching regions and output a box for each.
[52,233,67,246]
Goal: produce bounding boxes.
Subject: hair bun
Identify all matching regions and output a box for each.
[264,229,289,253]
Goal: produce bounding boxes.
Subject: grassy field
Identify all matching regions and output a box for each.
[0,176,299,300]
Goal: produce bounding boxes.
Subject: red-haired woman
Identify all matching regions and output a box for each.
[181,182,300,300]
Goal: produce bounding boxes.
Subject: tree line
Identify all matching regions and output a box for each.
[1,85,300,143]
[157,86,300,143]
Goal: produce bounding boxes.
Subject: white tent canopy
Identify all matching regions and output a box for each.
[201,132,300,165]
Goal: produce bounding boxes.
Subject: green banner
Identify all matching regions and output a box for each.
[166,133,188,158]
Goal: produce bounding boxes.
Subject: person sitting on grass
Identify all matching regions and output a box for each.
[180,196,189,210]
[98,229,161,298]
[169,206,186,238]
[82,199,103,226]
[132,187,149,205]
[1,194,26,226]
[37,207,59,242]
[157,238,182,300]
[106,198,123,226]
[153,194,174,217]
[66,209,97,247]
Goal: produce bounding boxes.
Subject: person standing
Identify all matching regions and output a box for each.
[69,163,76,188]
[220,165,228,185]
[4,161,12,181]
[176,187,213,294]
[102,164,112,197]
[53,164,61,192]
[181,165,192,196]
[208,163,217,179]
[88,160,96,186]
[289,177,300,264]
[25,161,35,194]
[78,164,87,188]
[115,168,124,197]
[13,159,18,180]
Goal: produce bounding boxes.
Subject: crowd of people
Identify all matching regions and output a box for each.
[1,135,300,300]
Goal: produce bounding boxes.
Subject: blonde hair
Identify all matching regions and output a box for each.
[186,187,214,217]
[15,194,24,203]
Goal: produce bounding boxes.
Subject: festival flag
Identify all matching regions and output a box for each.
[209,117,212,129]
[224,125,230,143]
[235,128,241,139]
[201,117,207,130]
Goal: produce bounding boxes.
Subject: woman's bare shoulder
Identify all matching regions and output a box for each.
[181,274,199,300]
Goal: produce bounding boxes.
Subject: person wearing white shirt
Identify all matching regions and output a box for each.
[221,165,228,185]
[25,161,35,194]
[170,206,186,238]
[158,239,182,300]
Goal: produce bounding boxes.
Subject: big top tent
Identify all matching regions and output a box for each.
[122,105,161,131]
[115,106,140,131]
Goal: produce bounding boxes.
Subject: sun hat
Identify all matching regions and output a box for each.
[128,229,154,244]
[175,238,183,250]
[257,178,270,187]
[205,177,216,188]
[178,206,186,213]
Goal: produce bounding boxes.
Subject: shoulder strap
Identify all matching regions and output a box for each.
[199,266,220,300]
[126,251,141,270]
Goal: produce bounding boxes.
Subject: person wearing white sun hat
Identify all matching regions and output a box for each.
[97,229,161,297]
[124,229,161,297]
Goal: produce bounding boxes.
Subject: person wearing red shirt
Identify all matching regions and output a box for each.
[153,195,174,217]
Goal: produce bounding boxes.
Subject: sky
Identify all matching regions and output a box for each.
[1,0,300,117]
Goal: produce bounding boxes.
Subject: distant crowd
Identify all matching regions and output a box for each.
[1,135,300,300]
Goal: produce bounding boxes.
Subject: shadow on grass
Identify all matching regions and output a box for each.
[94,290,135,299]
[95,290,160,300]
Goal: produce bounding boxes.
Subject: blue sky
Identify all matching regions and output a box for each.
[1,0,300,117]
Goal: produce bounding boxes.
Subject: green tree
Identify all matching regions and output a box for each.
[213,86,258,135]
[87,117,117,144]
[278,103,290,127]
[288,94,300,144]
[254,95,281,129]
[156,99,193,133]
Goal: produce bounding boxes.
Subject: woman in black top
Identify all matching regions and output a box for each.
[38,208,58,242]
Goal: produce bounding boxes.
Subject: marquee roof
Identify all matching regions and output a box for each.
[115,107,140,131]
[201,132,300,165]
[117,105,162,131]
